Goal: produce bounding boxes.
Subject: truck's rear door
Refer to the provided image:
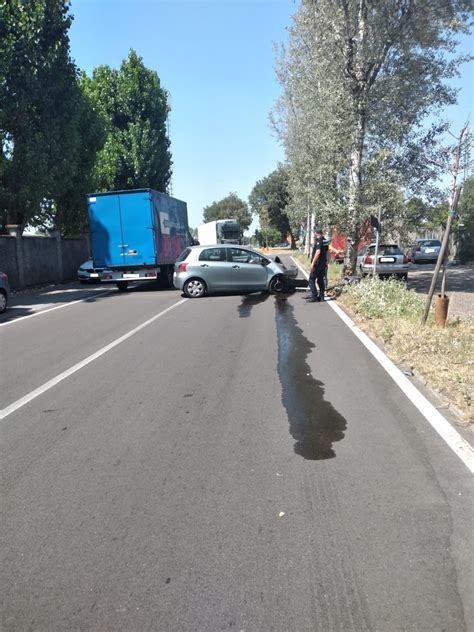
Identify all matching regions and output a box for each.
[119,191,156,266]
[88,193,123,268]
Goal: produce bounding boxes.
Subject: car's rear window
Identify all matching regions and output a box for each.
[176,248,191,262]
[418,240,441,247]
[368,245,402,255]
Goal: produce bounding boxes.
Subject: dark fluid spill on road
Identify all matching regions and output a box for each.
[238,292,269,318]
[275,297,347,460]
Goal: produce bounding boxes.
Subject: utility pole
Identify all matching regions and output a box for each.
[421,123,469,326]
[372,206,382,278]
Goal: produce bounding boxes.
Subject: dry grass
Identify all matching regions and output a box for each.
[292,253,473,422]
[341,281,473,422]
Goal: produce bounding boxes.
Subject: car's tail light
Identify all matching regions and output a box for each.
[102,273,112,280]
[416,245,421,251]
[145,272,157,278]
[177,262,188,272]
[403,255,409,264]
[364,254,373,264]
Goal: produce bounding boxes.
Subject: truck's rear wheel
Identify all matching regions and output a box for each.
[159,265,175,289]
[117,281,129,292]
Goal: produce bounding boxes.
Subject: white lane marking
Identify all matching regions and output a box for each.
[0,289,112,327]
[0,299,188,421]
[291,256,474,474]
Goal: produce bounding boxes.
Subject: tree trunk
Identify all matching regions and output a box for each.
[347,106,366,269]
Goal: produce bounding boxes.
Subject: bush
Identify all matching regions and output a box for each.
[344,277,425,320]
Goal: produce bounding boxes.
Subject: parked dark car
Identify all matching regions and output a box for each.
[411,239,441,263]
[0,271,10,313]
[77,259,104,283]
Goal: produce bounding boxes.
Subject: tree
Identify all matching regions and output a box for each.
[456,175,474,262]
[83,50,172,193]
[273,0,473,265]
[202,193,253,231]
[0,0,99,229]
[248,165,294,244]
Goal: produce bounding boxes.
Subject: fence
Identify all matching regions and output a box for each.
[0,227,89,290]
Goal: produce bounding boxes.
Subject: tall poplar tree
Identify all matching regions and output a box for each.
[274,0,473,264]
[83,50,172,193]
[0,0,96,228]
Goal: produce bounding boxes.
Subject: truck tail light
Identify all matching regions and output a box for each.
[403,255,409,264]
[145,272,157,278]
[177,262,188,272]
[102,273,112,280]
[364,254,373,264]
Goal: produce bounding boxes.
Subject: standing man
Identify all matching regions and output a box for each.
[307,227,328,303]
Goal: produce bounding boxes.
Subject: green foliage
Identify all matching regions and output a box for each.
[83,49,172,193]
[203,193,253,231]
[456,175,474,262]
[0,0,101,230]
[273,0,473,260]
[254,226,282,247]
[344,277,425,321]
[248,165,293,242]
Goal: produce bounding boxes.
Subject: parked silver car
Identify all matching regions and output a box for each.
[411,239,441,263]
[0,271,10,313]
[358,244,409,280]
[174,245,297,298]
[77,259,104,283]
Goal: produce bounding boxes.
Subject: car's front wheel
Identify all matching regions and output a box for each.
[0,290,7,313]
[183,278,206,298]
[269,275,288,294]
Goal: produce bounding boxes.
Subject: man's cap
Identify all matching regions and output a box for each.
[314,227,323,234]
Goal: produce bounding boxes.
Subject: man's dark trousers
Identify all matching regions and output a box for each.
[308,265,325,300]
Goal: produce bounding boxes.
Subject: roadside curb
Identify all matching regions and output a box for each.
[291,256,474,474]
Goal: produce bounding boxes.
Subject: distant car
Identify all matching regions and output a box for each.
[358,244,409,280]
[274,242,291,249]
[0,271,9,313]
[411,239,441,263]
[173,244,297,298]
[77,259,104,283]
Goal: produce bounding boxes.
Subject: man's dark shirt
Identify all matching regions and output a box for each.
[311,236,328,270]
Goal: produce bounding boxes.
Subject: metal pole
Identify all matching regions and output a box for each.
[421,185,462,325]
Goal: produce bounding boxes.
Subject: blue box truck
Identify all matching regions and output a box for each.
[87,189,192,291]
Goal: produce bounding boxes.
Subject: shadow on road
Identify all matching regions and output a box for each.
[408,264,474,295]
[1,281,177,324]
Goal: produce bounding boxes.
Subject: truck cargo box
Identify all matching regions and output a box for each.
[87,189,190,269]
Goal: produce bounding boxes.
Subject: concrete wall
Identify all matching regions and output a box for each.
[0,233,89,290]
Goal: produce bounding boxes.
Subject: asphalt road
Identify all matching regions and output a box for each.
[1,275,473,631]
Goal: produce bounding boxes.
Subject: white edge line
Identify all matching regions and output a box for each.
[291,256,474,474]
[0,299,188,421]
[0,289,112,327]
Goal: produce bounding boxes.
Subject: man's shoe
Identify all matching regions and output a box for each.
[306,297,319,303]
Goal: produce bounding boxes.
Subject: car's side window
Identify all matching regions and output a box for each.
[199,248,226,262]
[229,248,253,263]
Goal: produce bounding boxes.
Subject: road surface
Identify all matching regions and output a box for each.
[1,274,472,631]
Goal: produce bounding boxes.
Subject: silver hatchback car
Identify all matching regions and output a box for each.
[174,245,296,298]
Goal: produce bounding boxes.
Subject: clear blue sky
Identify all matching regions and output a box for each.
[68,0,473,232]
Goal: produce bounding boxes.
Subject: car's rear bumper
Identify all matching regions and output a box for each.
[361,264,409,275]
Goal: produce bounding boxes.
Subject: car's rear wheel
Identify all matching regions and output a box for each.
[183,278,206,298]
[117,281,129,292]
[0,290,7,313]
